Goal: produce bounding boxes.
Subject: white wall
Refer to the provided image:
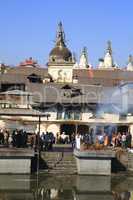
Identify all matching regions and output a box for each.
[48,65,73,82]
[82,112,93,121]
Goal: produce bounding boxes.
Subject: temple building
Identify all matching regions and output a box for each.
[98,41,114,69]
[0,22,133,138]
[48,22,75,83]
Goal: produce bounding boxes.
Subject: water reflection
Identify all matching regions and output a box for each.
[112,192,131,200]
[0,174,132,199]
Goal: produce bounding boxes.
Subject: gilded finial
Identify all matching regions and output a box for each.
[128,54,132,63]
[107,40,112,55]
[56,21,66,47]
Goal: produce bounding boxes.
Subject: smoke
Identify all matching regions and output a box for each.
[90,83,133,140]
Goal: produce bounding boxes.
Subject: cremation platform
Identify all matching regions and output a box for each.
[74,149,115,175]
[0,148,34,174]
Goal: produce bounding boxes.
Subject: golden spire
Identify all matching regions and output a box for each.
[56,21,66,48]
[107,40,112,55]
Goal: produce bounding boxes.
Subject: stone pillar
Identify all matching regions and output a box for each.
[129,124,133,141]
[0,120,6,128]
[89,125,97,143]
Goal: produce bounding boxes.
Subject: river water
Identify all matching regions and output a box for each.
[0,174,133,199]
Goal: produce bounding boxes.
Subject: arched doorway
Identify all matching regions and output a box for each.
[78,125,89,134]
[60,124,75,135]
[60,124,75,142]
[117,125,129,133]
[60,124,89,135]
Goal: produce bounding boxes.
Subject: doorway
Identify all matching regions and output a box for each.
[77,125,89,134]
[60,124,75,135]
[117,126,129,133]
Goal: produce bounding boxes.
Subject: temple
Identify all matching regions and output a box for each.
[0,22,133,139]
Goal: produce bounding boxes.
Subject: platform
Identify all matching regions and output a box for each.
[74,149,116,175]
[0,148,34,174]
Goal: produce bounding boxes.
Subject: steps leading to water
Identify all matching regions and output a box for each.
[128,153,133,171]
[40,146,133,175]
[41,151,77,175]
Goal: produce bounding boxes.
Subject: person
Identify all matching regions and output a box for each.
[4,130,9,145]
[12,129,18,147]
[60,132,68,144]
[83,133,90,148]
[49,132,55,150]
[122,132,126,148]
[21,131,28,148]
[116,132,122,147]
[29,134,35,148]
[0,129,4,145]
[56,132,59,144]
[8,134,13,147]
[75,133,81,150]
[104,134,109,146]
[41,132,45,149]
[89,128,94,144]
[126,132,132,148]
[71,132,75,149]
[44,132,50,151]
[16,130,22,148]
[97,134,104,145]
[111,133,116,147]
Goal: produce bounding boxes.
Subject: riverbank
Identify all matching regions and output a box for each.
[41,145,133,175]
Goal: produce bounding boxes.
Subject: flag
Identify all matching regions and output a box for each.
[88,67,94,78]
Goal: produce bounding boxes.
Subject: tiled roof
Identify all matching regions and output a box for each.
[73,69,133,86]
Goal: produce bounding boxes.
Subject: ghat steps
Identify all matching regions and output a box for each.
[41,146,77,174]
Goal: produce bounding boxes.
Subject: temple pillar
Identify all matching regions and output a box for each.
[129,124,133,141]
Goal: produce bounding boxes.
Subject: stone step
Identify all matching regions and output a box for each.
[58,160,76,162]
[46,158,76,162]
[53,169,77,171]
[59,162,76,165]
[40,150,77,174]
[43,158,76,162]
[41,154,62,158]
[42,153,74,157]
[47,169,77,173]
[47,171,77,175]
[45,159,60,163]
[44,163,76,166]
[54,163,76,167]
[47,161,76,164]
[50,161,76,166]
[41,156,61,160]
[42,157,75,163]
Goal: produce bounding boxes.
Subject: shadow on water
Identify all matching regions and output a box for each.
[0,173,133,199]
[112,158,127,173]
[31,154,48,173]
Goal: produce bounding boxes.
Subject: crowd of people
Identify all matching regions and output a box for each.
[40,132,55,150]
[0,128,132,151]
[0,129,56,150]
[0,129,28,148]
[75,131,132,150]
[111,132,132,148]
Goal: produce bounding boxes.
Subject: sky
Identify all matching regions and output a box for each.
[0,0,133,67]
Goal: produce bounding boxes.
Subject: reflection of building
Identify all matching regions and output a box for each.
[35,175,132,200]
[0,175,34,199]
[0,22,133,137]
